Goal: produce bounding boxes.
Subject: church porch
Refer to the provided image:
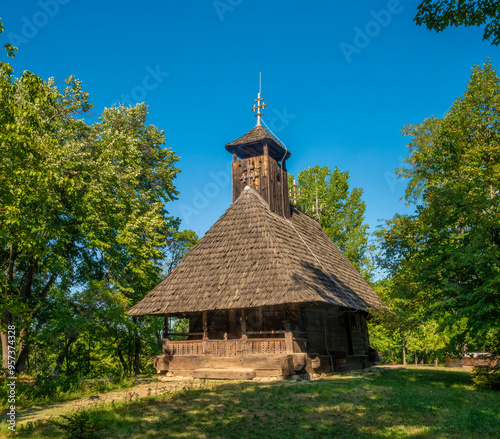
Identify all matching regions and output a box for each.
[153,304,374,379]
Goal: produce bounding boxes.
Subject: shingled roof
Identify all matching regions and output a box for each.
[225,125,292,161]
[128,187,384,316]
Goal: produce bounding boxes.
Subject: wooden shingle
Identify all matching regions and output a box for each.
[128,187,384,316]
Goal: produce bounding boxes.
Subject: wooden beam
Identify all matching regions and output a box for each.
[164,316,169,340]
[284,331,294,354]
[202,311,208,341]
[241,309,247,340]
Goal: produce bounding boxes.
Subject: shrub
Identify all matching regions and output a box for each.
[51,410,102,439]
[471,364,500,391]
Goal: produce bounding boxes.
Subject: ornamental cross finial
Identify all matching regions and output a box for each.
[251,73,267,126]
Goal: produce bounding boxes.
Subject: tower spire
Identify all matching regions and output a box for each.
[251,72,267,126]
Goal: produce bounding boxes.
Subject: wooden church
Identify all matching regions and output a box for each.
[128,92,385,380]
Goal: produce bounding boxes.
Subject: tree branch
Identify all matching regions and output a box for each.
[19,257,37,298]
[6,243,17,295]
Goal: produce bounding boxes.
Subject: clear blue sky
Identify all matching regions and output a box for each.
[1,1,497,237]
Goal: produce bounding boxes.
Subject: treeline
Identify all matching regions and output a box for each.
[370,60,500,365]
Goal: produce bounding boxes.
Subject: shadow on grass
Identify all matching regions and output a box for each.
[12,369,500,439]
[373,368,473,388]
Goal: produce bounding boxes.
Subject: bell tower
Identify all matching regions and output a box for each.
[225,91,291,218]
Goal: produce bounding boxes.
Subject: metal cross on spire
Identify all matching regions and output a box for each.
[251,72,267,126]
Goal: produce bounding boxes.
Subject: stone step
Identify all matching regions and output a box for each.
[192,367,256,380]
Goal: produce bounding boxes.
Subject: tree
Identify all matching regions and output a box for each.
[378,60,500,354]
[0,28,180,372]
[163,229,199,275]
[415,0,500,45]
[161,229,199,341]
[289,166,371,275]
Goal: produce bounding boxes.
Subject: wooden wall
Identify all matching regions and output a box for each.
[184,304,370,359]
[302,304,370,357]
[232,145,291,218]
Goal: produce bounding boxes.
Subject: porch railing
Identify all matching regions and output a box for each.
[163,333,306,357]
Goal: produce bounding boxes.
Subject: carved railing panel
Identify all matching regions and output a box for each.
[165,337,295,356]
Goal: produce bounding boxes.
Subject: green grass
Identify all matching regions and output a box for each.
[0,375,155,411]
[5,368,500,438]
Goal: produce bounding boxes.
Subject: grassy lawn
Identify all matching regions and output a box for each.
[5,368,500,438]
[0,376,158,412]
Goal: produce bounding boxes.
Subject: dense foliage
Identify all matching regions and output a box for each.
[415,0,500,45]
[375,60,500,361]
[288,166,371,277]
[0,20,199,379]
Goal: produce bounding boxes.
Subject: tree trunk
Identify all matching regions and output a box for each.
[66,341,71,376]
[14,326,29,373]
[117,347,129,375]
[133,317,141,377]
[1,332,8,370]
[1,312,13,369]
[434,357,438,367]
[15,344,29,374]
[414,352,418,365]
[402,337,406,366]
[87,333,91,376]
[49,335,78,379]
[134,337,140,376]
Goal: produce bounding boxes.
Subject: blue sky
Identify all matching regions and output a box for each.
[1,0,497,238]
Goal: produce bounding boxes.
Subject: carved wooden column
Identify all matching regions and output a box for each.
[202,311,208,354]
[163,316,169,340]
[162,316,170,356]
[241,309,248,354]
[240,309,247,340]
[284,321,294,354]
[223,332,228,357]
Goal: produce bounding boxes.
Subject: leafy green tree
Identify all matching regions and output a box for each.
[367,277,422,365]
[161,229,199,341]
[289,166,370,275]
[163,229,199,275]
[415,1,500,45]
[0,29,180,372]
[406,321,449,364]
[378,60,500,354]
